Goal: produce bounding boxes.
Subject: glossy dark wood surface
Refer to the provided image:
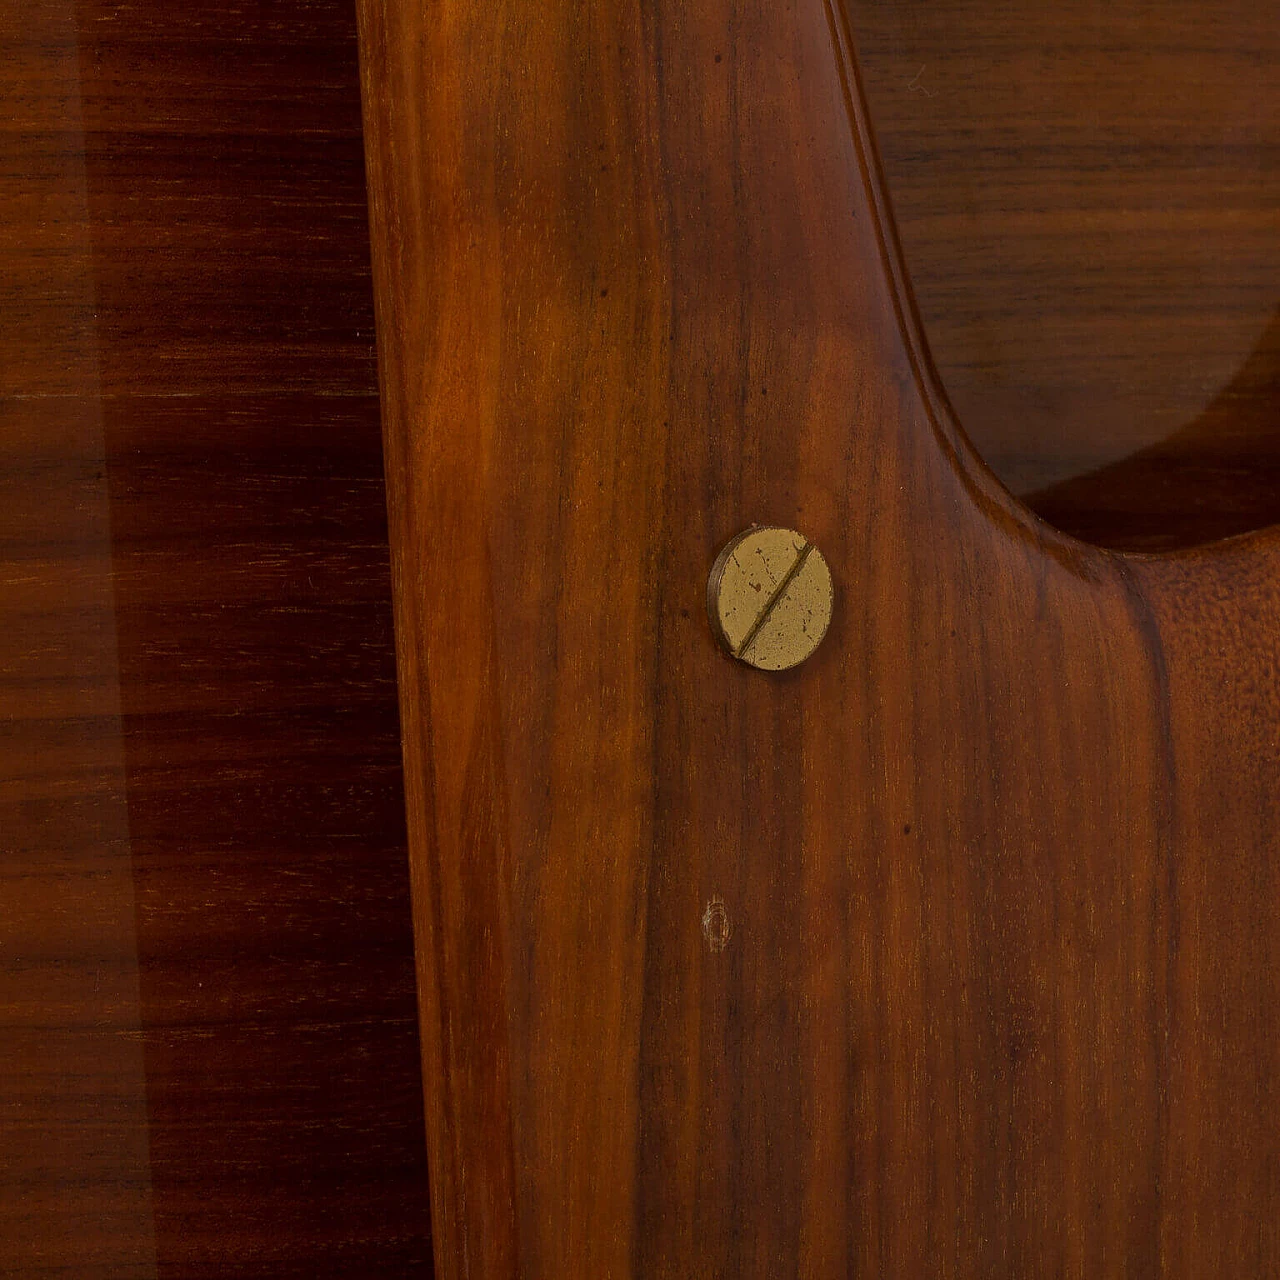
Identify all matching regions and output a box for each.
[358,0,1280,1275]
[850,0,1280,550]
[1,1,431,1274]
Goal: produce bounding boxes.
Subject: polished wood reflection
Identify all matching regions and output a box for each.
[851,0,1280,550]
[359,0,1280,1275]
[1,0,431,1274]
[1,8,154,1268]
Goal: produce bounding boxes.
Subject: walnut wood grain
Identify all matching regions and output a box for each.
[358,0,1280,1274]
[849,0,1280,550]
[0,10,153,1268]
[0,0,431,1274]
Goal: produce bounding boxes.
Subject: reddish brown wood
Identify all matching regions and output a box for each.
[358,0,1280,1275]
[849,0,1280,550]
[0,1,430,1275]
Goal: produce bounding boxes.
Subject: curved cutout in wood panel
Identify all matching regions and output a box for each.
[848,0,1280,552]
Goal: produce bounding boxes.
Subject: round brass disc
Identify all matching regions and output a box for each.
[706,526,834,671]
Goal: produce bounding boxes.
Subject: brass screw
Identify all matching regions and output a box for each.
[706,526,833,671]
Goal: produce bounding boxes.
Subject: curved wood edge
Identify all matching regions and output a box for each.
[825,0,1280,570]
[357,0,1280,1273]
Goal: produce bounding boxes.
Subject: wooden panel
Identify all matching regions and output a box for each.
[358,0,1280,1275]
[848,0,1280,550]
[0,0,431,1274]
[0,7,155,1271]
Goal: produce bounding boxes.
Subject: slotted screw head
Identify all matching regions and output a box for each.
[706,526,834,671]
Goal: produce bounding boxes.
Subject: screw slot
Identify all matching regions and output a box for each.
[707,526,833,671]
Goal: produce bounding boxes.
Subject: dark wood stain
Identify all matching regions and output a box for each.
[849,0,1280,550]
[0,0,431,1274]
[1029,310,1280,551]
[359,0,1280,1275]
